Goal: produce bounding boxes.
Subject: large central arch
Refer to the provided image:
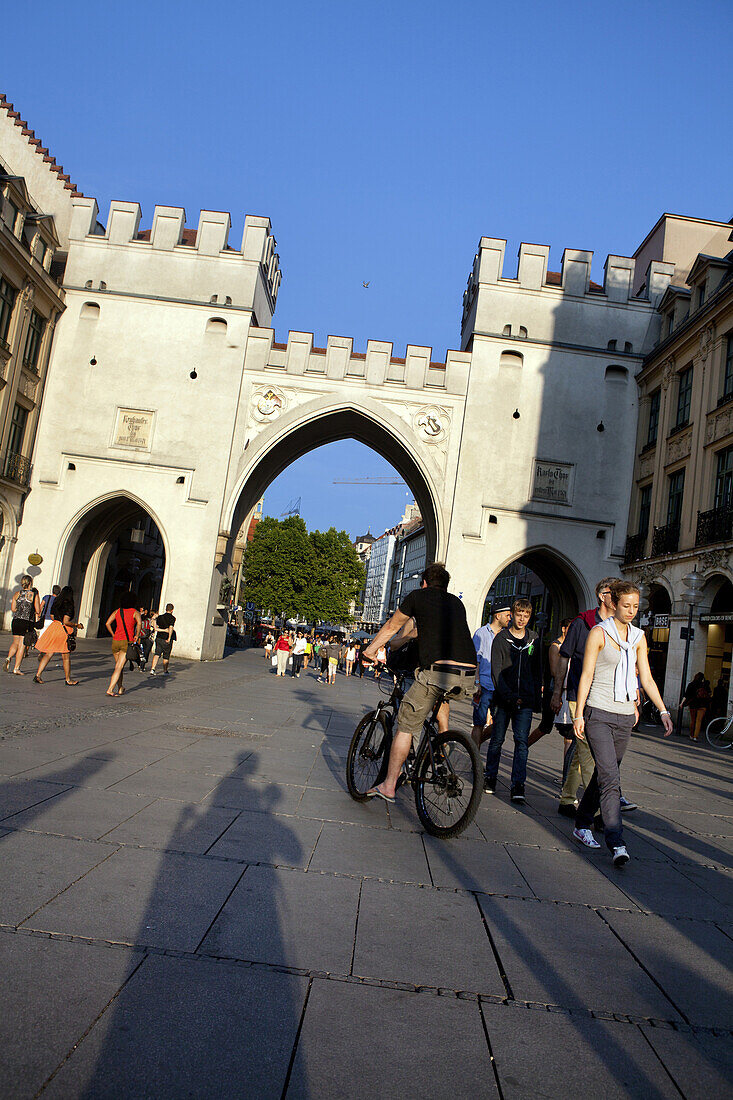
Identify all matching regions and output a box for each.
[223,404,444,566]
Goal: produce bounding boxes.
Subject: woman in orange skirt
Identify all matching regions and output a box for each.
[35,586,84,685]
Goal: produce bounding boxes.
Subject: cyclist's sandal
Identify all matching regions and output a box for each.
[366,787,395,804]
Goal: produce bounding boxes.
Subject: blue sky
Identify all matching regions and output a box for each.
[5,0,731,538]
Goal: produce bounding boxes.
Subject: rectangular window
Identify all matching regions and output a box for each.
[0,277,17,347]
[7,403,28,457]
[675,366,692,428]
[698,279,706,309]
[647,390,660,446]
[667,469,685,528]
[23,310,45,372]
[3,197,18,232]
[638,484,652,536]
[36,238,48,266]
[723,334,733,399]
[715,446,733,510]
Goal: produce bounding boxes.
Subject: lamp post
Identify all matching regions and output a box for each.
[675,570,705,736]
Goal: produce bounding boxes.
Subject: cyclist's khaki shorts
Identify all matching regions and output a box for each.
[396,666,474,748]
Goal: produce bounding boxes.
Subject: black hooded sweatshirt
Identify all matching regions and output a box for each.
[491,627,542,712]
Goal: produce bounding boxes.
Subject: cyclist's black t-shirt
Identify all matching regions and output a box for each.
[399,588,476,670]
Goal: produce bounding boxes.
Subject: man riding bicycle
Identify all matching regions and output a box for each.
[362,562,477,802]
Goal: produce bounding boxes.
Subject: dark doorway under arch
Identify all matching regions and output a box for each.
[482,550,582,636]
[67,498,165,636]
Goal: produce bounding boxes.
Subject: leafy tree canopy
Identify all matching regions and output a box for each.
[243,516,365,622]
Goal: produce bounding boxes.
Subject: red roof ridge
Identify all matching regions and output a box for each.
[0,92,83,197]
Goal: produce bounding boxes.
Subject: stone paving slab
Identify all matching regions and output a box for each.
[24,846,244,952]
[0,933,138,1098]
[298,786,393,829]
[507,846,642,908]
[597,857,733,920]
[310,820,430,882]
[206,808,322,867]
[353,878,504,993]
[41,954,308,1100]
[0,830,115,924]
[103,798,240,854]
[482,1002,678,1098]
[108,763,222,802]
[16,749,162,789]
[202,776,306,814]
[200,865,360,971]
[640,1025,733,1098]
[423,835,530,894]
[5,785,158,841]
[477,895,680,1019]
[601,910,733,1028]
[0,778,73,820]
[287,978,498,1099]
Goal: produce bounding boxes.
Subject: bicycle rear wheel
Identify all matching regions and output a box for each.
[413,729,482,838]
[706,717,733,749]
[346,711,392,799]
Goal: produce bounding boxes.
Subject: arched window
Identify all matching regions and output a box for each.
[607,339,617,351]
[80,301,100,319]
[502,324,512,337]
[518,326,528,339]
[605,365,628,382]
[624,341,633,353]
[206,317,227,334]
[500,350,524,368]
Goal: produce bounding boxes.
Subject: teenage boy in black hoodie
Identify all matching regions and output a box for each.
[484,598,542,803]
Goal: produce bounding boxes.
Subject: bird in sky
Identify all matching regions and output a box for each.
[362,281,370,288]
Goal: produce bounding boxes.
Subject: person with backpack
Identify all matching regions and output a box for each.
[104,593,142,696]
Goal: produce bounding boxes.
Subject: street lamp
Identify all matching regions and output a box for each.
[675,570,705,736]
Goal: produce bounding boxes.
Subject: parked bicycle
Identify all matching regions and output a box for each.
[345,671,482,838]
[706,713,733,749]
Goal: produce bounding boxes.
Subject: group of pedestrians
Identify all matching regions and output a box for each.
[264,627,367,684]
[4,574,176,694]
[470,576,672,867]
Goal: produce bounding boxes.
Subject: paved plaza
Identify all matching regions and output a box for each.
[0,642,731,1098]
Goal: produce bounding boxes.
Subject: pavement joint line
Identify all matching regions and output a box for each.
[5,922,730,1035]
[479,998,506,1100]
[279,976,313,1100]
[594,908,691,1026]
[14,843,122,928]
[637,1024,690,1100]
[192,863,248,954]
[473,891,514,1000]
[348,879,363,977]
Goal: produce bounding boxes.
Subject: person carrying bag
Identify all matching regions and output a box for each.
[104,596,141,697]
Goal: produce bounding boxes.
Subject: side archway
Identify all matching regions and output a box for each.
[478,546,588,632]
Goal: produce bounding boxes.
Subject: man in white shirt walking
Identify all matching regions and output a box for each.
[471,601,512,748]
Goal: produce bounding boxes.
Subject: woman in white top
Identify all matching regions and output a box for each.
[345,644,356,676]
[572,580,672,866]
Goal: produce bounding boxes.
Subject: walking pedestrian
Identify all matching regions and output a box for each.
[149,604,176,676]
[484,598,542,803]
[572,580,672,866]
[327,634,339,685]
[105,594,142,696]
[683,673,712,741]
[274,630,290,676]
[5,575,41,675]
[471,601,512,748]
[34,586,84,685]
[292,631,307,677]
[345,641,356,676]
[303,636,313,671]
[37,585,61,642]
[318,638,329,681]
[264,631,275,661]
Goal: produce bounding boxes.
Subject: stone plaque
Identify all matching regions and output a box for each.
[114,408,154,450]
[532,460,574,505]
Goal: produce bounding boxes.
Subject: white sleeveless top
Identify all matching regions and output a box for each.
[587,637,637,715]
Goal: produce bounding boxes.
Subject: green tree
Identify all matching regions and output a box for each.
[242,516,365,622]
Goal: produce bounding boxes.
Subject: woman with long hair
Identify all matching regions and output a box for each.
[572,580,672,866]
[274,630,290,676]
[5,575,41,675]
[105,593,142,697]
[34,586,84,685]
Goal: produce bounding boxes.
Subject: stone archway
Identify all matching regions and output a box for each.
[60,494,167,636]
[478,546,586,633]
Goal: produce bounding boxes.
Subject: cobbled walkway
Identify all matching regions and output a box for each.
[1,641,731,1098]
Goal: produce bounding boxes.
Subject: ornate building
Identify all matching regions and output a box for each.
[624,214,733,715]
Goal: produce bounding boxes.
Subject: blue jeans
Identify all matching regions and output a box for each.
[484,704,533,786]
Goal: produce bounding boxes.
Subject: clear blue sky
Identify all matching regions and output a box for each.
[5,1,731,538]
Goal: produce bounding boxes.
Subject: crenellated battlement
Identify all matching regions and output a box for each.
[66,198,281,322]
[244,327,471,395]
[462,236,675,326]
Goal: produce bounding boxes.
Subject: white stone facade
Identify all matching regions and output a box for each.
[4,97,697,660]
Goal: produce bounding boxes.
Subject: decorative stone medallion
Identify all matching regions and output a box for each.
[252,386,286,423]
[414,406,447,443]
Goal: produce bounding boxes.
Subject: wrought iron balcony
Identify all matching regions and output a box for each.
[651,522,680,557]
[624,532,647,564]
[696,506,733,547]
[3,451,32,488]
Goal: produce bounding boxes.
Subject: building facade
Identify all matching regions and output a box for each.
[362,533,396,627]
[624,215,733,717]
[5,95,730,670]
[387,522,427,614]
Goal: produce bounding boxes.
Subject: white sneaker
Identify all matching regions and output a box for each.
[612,845,630,867]
[573,827,601,849]
[619,797,637,812]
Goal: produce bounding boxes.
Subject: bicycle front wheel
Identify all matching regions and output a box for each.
[706,717,733,749]
[414,729,482,838]
[346,711,392,800]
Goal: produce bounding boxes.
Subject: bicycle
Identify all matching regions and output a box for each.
[705,713,733,749]
[345,671,483,838]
